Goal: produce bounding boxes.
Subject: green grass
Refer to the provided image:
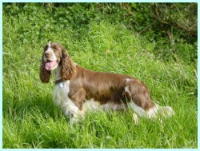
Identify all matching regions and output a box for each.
[3,4,197,148]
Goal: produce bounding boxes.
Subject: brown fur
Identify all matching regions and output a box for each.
[68,66,155,110]
[60,51,76,80]
[40,51,51,83]
[40,42,155,111]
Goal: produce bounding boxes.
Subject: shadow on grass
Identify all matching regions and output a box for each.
[3,93,64,121]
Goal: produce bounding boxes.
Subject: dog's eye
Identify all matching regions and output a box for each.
[52,47,59,52]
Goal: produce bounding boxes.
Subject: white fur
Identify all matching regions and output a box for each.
[125,78,133,83]
[102,102,126,111]
[124,86,130,94]
[82,99,101,111]
[82,99,126,112]
[48,41,51,47]
[125,83,159,118]
[147,105,158,118]
[157,105,175,117]
[128,102,147,117]
[53,80,83,123]
[44,45,57,62]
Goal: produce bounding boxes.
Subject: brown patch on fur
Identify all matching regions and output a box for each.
[60,51,76,80]
[40,50,51,83]
[68,88,86,110]
[124,80,155,110]
[67,66,155,111]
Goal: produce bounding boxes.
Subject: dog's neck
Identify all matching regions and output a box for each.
[53,62,77,84]
[53,66,63,83]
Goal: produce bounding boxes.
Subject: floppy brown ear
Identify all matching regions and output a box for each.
[40,55,51,83]
[60,51,75,80]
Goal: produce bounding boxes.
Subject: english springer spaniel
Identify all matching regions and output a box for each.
[40,42,174,124]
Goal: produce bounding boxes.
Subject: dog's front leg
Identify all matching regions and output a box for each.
[62,99,85,124]
[66,88,86,124]
[69,109,85,124]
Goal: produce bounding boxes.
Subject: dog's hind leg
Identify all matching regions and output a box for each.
[124,78,158,119]
[124,78,174,120]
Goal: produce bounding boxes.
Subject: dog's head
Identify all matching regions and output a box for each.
[40,42,75,83]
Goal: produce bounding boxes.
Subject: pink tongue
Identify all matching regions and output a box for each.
[45,61,57,70]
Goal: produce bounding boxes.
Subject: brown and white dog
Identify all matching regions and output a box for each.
[40,42,174,124]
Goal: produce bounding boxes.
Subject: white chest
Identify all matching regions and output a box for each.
[53,80,79,115]
[53,81,70,105]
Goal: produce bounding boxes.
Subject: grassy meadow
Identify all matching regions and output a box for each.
[3,3,197,148]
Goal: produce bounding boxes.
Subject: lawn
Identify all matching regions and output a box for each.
[3,3,197,148]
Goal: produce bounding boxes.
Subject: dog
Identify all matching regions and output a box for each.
[40,42,174,124]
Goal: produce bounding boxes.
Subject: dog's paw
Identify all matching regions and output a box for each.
[132,113,139,125]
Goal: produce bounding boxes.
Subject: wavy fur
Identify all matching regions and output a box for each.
[40,53,51,83]
[60,51,75,80]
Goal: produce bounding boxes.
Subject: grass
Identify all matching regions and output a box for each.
[3,4,197,148]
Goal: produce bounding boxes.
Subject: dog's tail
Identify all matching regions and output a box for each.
[154,104,175,118]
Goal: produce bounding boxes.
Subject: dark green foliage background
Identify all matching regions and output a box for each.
[4,3,197,63]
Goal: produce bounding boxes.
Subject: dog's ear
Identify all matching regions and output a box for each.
[40,52,51,83]
[60,51,75,80]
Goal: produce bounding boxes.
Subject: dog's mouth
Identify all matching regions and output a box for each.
[45,60,58,71]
